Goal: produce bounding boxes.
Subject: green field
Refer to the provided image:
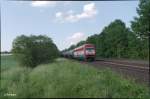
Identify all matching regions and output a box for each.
[1,55,19,71]
[1,55,149,98]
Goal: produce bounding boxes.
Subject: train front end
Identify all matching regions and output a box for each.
[84,44,96,61]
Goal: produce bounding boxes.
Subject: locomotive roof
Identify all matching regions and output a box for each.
[62,43,94,53]
[73,43,94,51]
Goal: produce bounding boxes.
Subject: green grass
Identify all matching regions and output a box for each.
[1,55,19,71]
[1,56,149,98]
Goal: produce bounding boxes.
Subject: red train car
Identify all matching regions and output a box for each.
[73,44,96,61]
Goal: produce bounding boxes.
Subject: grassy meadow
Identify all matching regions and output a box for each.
[1,55,149,98]
[1,55,19,71]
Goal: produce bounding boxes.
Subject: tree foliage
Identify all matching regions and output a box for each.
[87,20,129,58]
[131,0,149,59]
[131,0,150,39]
[65,19,148,60]
[12,35,59,67]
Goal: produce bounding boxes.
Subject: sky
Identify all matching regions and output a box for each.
[1,1,139,52]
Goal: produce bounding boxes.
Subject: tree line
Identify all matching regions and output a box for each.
[63,0,149,60]
[1,51,12,54]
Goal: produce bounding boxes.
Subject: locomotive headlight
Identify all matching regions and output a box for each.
[93,50,95,54]
[91,50,95,54]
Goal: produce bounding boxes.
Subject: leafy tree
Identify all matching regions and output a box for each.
[131,0,150,39]
[12,35,59,67]
[86,20,129,58]
[131,0,149,60]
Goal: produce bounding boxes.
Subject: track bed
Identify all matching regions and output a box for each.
[77,59,149,85]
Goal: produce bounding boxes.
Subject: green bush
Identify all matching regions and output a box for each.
[12,35,59,67]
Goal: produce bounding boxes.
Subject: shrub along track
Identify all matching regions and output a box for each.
[75,59,149,86]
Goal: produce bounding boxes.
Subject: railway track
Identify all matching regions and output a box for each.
[102,61,149,70]
[97,59,149,70]
[79,59,149,85]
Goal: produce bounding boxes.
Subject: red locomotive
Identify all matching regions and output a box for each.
[62,44,96,61]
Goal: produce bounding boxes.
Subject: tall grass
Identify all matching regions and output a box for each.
[1,57,149,98]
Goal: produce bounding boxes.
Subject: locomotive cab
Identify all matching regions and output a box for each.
[85,47,95,61]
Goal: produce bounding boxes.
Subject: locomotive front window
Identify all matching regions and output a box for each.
[85,48,95,54]
[86,48,94,51]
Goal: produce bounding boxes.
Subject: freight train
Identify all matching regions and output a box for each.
[61,44,96,61]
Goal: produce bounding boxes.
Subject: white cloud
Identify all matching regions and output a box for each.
[55,2,98,23]
[31,1,58,7]
[66,32,87,46]
[79,3,97,18]
[56,12,63,18]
